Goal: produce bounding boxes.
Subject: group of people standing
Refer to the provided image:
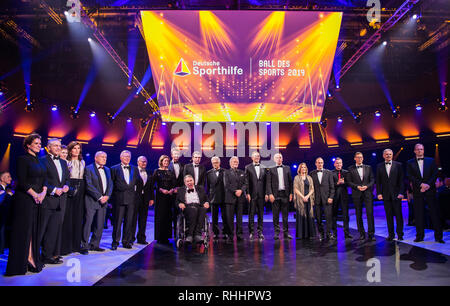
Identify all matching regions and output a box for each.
[2,134,446,276]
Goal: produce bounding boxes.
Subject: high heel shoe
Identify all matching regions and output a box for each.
[27,262,42,273]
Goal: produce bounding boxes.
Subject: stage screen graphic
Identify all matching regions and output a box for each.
[141,10,342,122]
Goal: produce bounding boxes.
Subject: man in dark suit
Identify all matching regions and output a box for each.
[310,157,335,241]
[347,152,375,242]
[206,156,225,239]
[331,158,352,239]
[81,151,113,254]
[169,148,184,238]
[0,171,13,254]
[183,151,207,188]
[267,153,293,240]
[245,151,268,240]
[131,156,154,245]
[223,156,247,241]
[110,150,139,250]
[376,149,405,241]
[40,139,70,264]
[406,143,444,243]
[176,175,210,244]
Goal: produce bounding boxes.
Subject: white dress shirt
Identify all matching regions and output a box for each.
[385,161,392,178]
[193,163,199,184]
[139,167,148,186]
[317,170,323,184]
[50,154,63,182]
[185,187,200,204]
[121,163,130,185]
[254,164,260,179]
[277,166,285,190]
[96,163,107,195]
[417,159,424,178]
[173,162,180,178]
[356,164,364,181]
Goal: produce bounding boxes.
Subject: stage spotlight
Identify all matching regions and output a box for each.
[90,111,96,118]
[51,105,58,112]
[300,122,305,125]
[438,98,448,112]
[412,14,417,19]
[332,158,336,162]
[88,37,92,42]
[106,113,115,124]
[320,118,328,128]
[127,83,132,90]
[127,117,132,123]
[353,112,362,124]
[70,107,79,119]
[266,122,271,126]
[162,122,166,126]
[372,152,376,157]
[415,104,422,111]
[375,110,381,117]
[25,98,35,112]
[335,85,340,89]
[392,107,400,118]
[140,118,149,128]
[382,41,387,46]
[337,116,343,123]
[0,91,3,96]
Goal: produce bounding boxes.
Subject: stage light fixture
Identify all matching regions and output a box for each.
[51,105,58,111]
[415,104,422,111]
[106,113,115,124]
[353,112,362,124]
[382,41,387,46]
[140,118,149,128]
[412,14,417,19]
[90,111,96,118]
[127,117,132,123]
[392,107,400,118]
[88,37,92,42]
[375,110,381,117]
[438,98,447,112]
[337,116,343,123]
[320,118,328,128]
[162,122,166,126]
[332,158,336,162]
[127,83,132,90]
[25,98,35,112]
[372,152,376,157]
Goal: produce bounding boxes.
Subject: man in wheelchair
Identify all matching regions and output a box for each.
[176,175,210,244]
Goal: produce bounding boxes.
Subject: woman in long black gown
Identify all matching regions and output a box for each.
[153,155,177,244]
[293,163,317,239]
[6,133,46,275]
[60,141,85,255]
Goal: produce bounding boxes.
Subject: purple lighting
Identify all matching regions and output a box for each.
[375,110,381,117]
[415,104,422,111]
[127,117,132,123]
[90,111,96,118]
[337,116,343,123]
[51,105,58,111]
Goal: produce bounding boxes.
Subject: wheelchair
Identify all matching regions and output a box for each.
[175,209,211,249]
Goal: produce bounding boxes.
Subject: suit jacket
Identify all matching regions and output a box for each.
[84,163,113,209]
[176,185,208,206]
[183,163,207,188]
[245,163,267,199]
[376,161,405,200]
[266,165,293,199]
[406,157,438,195]
[111,164,139,206]
[309,169,335,205]
[168,161,184,188]
[41,155,70,209]
[223,168,247,204]
[206,167,225,204]
[347,164,375,198]
[331,169,349,200]
[136,168,154,204]
[0,185,12,208]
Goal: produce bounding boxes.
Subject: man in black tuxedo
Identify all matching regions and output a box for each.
[406,143,444,243]
[245,151,268,240]
[310,157,335,241]
[347,152,375,242]
[81,151,113,254]
[183,151,207,188]
[169,148,184,237]
[206,156,225,239]
[223,156,247,241]
[110,150,139,250]
[176,175,210,244]
[267,153,293,240]
[331,158,352,239]
[0,171,13,254]
[131,156,154,245]
[376,149,405,241]
[40,139,70,264]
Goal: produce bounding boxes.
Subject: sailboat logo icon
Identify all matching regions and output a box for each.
[174,58,191,76]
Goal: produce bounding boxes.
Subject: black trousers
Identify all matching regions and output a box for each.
[82,204,106,249]
[171,195,180,238]
[184,204,207,237]
[131,195,149,242]
[407,199,415,225]
[272,193,289,234]
[249,197,264,234]
[211,203,224,236]
[224,198,244,238]
[413,191,443,240]
[112,203,135,246]
[315,201,333,236]
[383,197,404,237]
[352,191,375,236]
[332,191,350,236]
[0,202,10,254]
[39,206,63,260]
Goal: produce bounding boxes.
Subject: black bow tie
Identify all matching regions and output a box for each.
[97,166,104,170]
[52,156,60,160]
[385,162,391,165]
[277,165,283,168]
[187,188,194,193]
[254,164,260,167]
[356,166,363,169]
[194,165,199,168]
[123,165,130,170]
[140,169,146,173]
[317,170,323,173]
[417,158,424,161]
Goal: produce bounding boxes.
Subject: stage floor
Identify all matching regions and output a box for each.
[1,202,449,286]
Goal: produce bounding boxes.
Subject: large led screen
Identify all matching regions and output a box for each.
[141,10,342,122]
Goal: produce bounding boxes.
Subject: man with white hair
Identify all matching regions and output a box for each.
[376,149,405,241]
[81,151,113,254]
[110,150,140,250]
[39,138,70,264]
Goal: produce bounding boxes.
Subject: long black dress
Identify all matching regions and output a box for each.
[5,153,45,276]
[153,169,176,243]
[295,178,317,239]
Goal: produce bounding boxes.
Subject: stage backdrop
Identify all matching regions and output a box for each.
[141,10,342,122]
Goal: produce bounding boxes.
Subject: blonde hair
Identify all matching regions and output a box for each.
[297,162,308,175]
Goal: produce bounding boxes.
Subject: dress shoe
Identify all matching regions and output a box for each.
[185,236,193,243]
[111,245,118,250]
[90,246,105,252]
[259,233,265,240]
[414,238,423,243]
[435,239,445,244]
[397,236,404,241]
[123,244,132,249]
[79,249,89,255]
[284,233,293,240]
[249,233,254,240]
[194,235,203,243]
[137,240,149,245]
[344,234,353,239]
[27,262,42,273]
[330,235,337,240]
[44,258,63,265]
[386,236,394,241]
